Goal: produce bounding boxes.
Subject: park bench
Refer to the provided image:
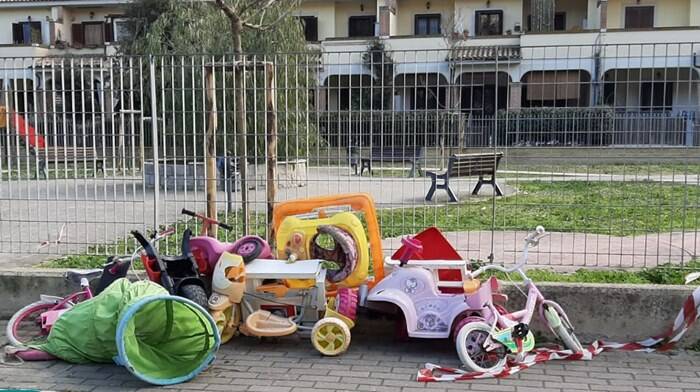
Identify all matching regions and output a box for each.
[37,147,104,179]
[354,146,425,177]
[425,152,503,202]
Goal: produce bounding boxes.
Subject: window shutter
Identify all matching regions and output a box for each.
[640,8,654,28]
[308,17,318,41]
[72,23,84,46]
[105,22,113,42]
[12,23,23,44]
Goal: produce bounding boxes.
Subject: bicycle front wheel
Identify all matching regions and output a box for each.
[6,300,70,347]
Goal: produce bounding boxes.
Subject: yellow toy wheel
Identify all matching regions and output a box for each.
[311,317,351,356]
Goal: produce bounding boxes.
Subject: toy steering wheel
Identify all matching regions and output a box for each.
[399,237,423,266]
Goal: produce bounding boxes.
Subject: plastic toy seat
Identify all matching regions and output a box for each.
[242,310,297,337]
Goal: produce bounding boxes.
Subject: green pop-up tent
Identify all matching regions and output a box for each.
[36,279,219,385]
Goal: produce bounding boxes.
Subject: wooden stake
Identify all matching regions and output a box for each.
[205,68,218,238]
[265,62,277,242]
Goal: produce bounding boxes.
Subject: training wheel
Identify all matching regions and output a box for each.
[311,317,351,356]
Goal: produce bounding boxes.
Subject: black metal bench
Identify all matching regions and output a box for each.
[425,152,503,202]
[357,146,425,177]
[37,147,104,179]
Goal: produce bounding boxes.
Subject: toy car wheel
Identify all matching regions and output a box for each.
[335,288,358,321]
[179,284,209,309]
[311,317,351,356]
[455,321,507,373]
[234,239,263,263]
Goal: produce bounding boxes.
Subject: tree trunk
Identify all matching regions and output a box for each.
[232,19,249,234]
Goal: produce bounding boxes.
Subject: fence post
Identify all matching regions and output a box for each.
[148,56,160,230]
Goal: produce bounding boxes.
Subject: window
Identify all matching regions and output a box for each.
[84,22,105,46]
[298,16,318,41]
[12,22,42,45]
[524,71,588,108]
[348,16,375,37]
[72,22,110,47]
[475,10,503,36]
[625,6,654,29]
[554,12,566,31]
[641,82,673,111]
[113,18,134,42]
[414,14,441,35]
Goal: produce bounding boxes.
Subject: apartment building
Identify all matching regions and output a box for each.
[0,0,128,55]
[0,0,129,113]
[297,0,700,124]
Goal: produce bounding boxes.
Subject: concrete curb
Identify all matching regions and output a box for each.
[1,269,698,347]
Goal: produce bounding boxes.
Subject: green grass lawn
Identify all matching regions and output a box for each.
[502,163,700,176]
[480,260,700,285]
[378,180,699,238]
[358,163,700,178]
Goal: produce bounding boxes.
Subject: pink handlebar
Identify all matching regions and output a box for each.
[399,237,423,266]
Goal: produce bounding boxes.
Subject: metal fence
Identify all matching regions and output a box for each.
[1,42,699,269]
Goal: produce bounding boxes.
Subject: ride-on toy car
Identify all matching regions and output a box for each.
[132,229,209,308]
[183,209,271,276]
[367,226,583,372]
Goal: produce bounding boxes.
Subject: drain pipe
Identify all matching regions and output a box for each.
[592,0,607,106]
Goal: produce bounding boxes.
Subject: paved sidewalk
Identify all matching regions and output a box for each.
[2,326,700,392]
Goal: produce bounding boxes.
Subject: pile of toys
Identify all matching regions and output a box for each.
[121,193,586,368]
[22,191,698,386]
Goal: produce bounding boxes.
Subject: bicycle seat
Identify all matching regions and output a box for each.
[65,269,103,285]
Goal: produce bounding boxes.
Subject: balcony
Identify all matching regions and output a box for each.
[0,44,118,59]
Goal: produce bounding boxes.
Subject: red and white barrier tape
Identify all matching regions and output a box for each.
[418,285,700,382]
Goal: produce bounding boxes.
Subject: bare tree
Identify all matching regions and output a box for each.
[209,0,302,233]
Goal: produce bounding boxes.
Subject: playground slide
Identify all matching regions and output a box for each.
[12,112,46,149]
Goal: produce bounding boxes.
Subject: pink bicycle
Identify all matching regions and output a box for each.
[6,256,132,348]
[454,226,584,373]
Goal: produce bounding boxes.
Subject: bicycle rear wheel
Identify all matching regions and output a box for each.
[6,300,71,347]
